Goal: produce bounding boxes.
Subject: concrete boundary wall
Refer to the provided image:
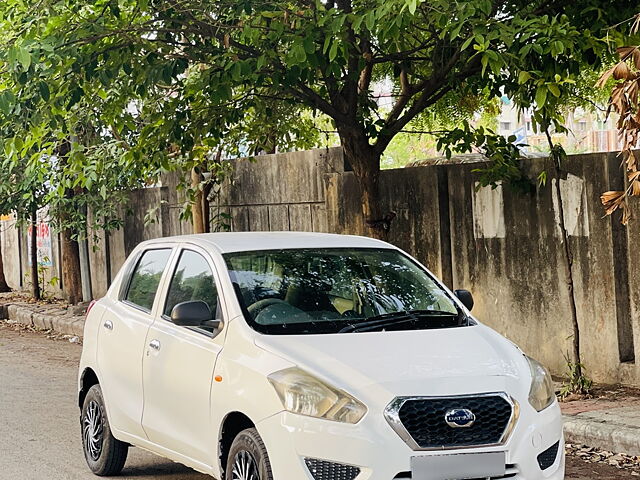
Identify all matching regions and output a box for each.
[215,147,344,233]
[324,151,640,386]
[0,147,638,386]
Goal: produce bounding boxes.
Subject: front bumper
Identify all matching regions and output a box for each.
[256,400,564,480]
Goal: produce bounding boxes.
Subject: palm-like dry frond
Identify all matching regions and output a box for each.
[598,39,640,224]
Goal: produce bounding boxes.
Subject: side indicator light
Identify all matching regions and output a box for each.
[214,375,223,383]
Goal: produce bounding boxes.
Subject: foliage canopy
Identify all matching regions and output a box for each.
[0,0,637,233]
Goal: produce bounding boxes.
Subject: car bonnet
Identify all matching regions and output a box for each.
[254,323,528,401]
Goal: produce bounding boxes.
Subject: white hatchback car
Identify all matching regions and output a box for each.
[78,232,564,480]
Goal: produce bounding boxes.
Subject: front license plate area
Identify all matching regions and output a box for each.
[411,451,506,480]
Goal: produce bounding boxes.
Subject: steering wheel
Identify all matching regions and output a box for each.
[247,298,290,316]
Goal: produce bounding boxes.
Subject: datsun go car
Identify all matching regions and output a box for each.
[78,232,563,480]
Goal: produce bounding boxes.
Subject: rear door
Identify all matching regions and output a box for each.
[97,247,174,440]
[141,246,226,465]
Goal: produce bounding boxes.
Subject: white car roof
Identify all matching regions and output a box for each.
[143,232,394,254]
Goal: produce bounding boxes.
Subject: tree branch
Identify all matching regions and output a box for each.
[287,84,351,125]
[375,53,481,154]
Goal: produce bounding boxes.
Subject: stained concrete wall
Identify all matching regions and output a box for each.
[625,194,640,385]
[444,154,625,382]
[84,149,343,297]
[1,147,639,386]
[216,147,343,233]
[325,166,449,284]
[214,147,640,384]
[0,217,22,289]
[87,184,189,298]
[320,151,639,385]
[1,213,64,299]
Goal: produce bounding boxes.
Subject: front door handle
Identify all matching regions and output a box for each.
[103,320,113,331]
[149,339,161,351]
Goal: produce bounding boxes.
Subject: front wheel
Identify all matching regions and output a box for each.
[225,428,273,480]
[81,384,128,476]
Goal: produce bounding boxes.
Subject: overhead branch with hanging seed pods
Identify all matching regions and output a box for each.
[597,14,640,224]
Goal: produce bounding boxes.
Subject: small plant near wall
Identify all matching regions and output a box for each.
[559,352,593,399]
[23,256,60,303]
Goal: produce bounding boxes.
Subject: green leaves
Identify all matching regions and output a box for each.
[38,82,51,102]
[518,71,532,84]
[289,42,307,64]
[303,36,315,55]
[328,41,339,62]
[480,50,503,76]
[437,123,533,194]
[16,47,31,70]
[548,83,561,98]
[535,86,548,108]
[67,86,84,109]
[0,91,15,115]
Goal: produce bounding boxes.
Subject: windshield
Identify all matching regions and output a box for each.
[224,248,465,335]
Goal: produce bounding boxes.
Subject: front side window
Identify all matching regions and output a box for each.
[224,248,464,335]
[125,249,172,312]
[164,250,218,319]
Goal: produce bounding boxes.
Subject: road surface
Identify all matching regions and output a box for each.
[0,321,632,479]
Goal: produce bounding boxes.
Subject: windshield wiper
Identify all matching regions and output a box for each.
[338,309,460,333]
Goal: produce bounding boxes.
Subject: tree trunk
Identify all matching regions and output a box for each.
[339,129,392,240]
[202,182,212,233]
[0,231,10,293]
[264,132,277,155]
[61,228,82,305]
[30,205,41,301]
[553,163,582,374]
[191,167,205,234]
[545,131,584,385]
[53,139,83,304]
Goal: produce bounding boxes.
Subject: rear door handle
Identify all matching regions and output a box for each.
[149,339,161,351]
[103,320,113,331]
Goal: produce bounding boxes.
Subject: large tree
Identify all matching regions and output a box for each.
[1,0,636,237]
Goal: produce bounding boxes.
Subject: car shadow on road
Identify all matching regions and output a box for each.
[120,460,211,479]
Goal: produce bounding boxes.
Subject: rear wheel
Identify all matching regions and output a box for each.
[225,428,273,480]
[81,384,128,476]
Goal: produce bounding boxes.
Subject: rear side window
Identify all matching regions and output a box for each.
[125,249,172,312]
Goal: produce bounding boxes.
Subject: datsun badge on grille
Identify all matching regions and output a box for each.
[444,409,476,428]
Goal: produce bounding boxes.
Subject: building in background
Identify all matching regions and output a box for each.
[496,96,622,154]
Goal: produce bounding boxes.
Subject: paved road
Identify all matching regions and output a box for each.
[0,321,632,479]
[0,322,209,480]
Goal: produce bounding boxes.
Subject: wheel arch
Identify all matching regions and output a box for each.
[218,411,256,478]
[79,367,100,409]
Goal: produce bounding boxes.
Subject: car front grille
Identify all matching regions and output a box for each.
[537,441,560,470]
[385,394,515,449]
[304,458,360,480]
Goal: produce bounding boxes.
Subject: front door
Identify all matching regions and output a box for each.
[141,248,224,465]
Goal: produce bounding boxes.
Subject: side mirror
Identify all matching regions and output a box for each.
[171,300,213,327]
[454,289,474,311]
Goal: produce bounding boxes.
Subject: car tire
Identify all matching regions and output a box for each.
[225,428,273,480]
[81,384,128,476]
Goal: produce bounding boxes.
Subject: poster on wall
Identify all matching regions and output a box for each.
[26,222,53,267]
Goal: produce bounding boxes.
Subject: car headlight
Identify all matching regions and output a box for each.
[268,367,367,424]
[527,356,555,411]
